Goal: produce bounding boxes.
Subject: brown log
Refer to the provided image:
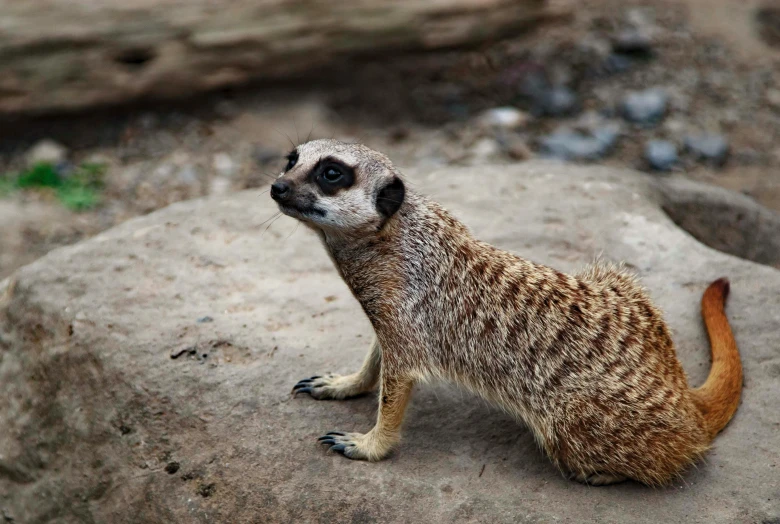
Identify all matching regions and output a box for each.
[0,0,557,114]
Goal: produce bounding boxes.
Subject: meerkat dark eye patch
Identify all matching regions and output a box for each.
[312,159,354,195]
[284,150,298,172]
[376,176,405,218]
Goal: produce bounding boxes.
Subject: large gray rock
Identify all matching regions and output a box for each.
[0,0,555,114]
[1,161,779,523]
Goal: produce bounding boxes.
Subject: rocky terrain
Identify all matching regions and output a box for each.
[2,161,779,523]
[1,2,780,521]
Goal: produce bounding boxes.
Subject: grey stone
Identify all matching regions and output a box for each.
[1,162,779,522]
[537,86,580,117]
[24,139,68,168]
[540,124,619,161]
[622,88,668,124]
[477,107,530,130]
[685,134,730,166]
[176,165,200,186]
[212,153,237,178]
[659,176,780,267]
[645,140,678,171]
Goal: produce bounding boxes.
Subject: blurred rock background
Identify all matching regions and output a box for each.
[1,0,780,278]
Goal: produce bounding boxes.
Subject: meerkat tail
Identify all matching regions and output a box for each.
[690,278,743,439]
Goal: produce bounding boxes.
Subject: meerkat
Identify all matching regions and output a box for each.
[271,139,742,486]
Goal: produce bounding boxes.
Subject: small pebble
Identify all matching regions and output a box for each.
[537,86,580,117]
[196,316,214,324]
[685,134,729,166]
[25,139,68,168]
[177,166,199,186]
[212,153,237,178]
[478,107,530,130]
[622,88,668,125]
[540,125,619,161]
[645,140,678,171]
[165,462,180,474]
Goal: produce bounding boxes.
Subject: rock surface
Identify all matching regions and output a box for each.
[0,0,554,114]
[1,161,779,523]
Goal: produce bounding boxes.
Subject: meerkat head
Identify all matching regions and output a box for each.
[270,139,405,234]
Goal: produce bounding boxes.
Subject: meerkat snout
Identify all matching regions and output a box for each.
[270,180,291,201]
[272,139,406,233]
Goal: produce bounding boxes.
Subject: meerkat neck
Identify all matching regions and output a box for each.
[321,191,470,326]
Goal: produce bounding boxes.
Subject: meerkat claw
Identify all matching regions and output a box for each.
[292,379,313,391]
[290,373,374,400]
[291,386,312,397]
[316,432,368,459]
[317,432,344,445]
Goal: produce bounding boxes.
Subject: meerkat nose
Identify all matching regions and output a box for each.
[271,181,291,201]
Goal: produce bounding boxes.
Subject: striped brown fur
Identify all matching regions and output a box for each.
[277,140,743,486]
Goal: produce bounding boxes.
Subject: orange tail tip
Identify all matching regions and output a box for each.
[691,277,743,439]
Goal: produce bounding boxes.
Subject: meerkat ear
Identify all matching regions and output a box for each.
[376,177,405,218]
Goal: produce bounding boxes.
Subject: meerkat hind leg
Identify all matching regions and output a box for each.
[292,338,381,400]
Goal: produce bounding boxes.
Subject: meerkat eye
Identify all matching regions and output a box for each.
[322,167,343,183]
[284,151,298,171]
[313,159,354,194]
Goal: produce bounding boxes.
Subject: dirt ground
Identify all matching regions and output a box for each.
[1,0,779,280]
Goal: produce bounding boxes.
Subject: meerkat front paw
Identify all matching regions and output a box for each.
[291,373,373,400]
[316,430,393,461]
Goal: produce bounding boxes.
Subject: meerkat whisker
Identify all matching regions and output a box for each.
[284,222,300,241]
[260,213,284,238]
[272,127,297,150]
[257,211,281,228]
